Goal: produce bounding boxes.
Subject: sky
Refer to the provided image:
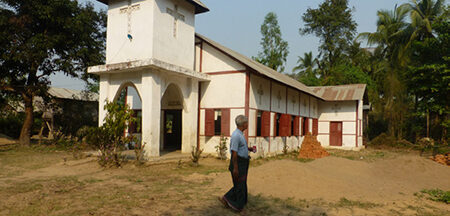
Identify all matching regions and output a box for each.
[50,0,410,90]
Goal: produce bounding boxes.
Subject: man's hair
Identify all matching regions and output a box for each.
[235,115,248,127]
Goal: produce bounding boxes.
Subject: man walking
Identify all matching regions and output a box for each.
[219,115,254,212]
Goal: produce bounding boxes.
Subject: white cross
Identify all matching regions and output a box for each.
[257,85,264,105]
[167,5,185,37]
[120,0,141,38]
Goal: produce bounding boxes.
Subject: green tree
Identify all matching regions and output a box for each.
[0,0,106,145]
[292,52,320,86]
[300,0,357,77]
[358,4,413,139]
[407,0,445,42]
[293,51,317,75]
[254,12,289,72]
[408,6,449,141]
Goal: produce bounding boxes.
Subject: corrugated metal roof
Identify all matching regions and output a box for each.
[96,0,209,14]
[195,33,322,100]
[48,87,98,102]
[309,84,366,101]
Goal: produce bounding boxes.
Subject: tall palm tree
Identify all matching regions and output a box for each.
[358,4,411,66]
[407,0,445,41]
[292,51,317,76]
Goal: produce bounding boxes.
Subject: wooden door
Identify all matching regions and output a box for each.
[330,122,342,146]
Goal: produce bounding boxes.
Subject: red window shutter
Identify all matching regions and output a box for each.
[261,111,271,137]
[287,115,292,136]
[221,109,230,136]
[293,116,300,136]
[304,117,309,135]
[313,118,319,136]
[205,109,214,136]
[279,114,288,137]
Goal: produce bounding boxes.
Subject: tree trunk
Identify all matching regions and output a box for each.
[19,94,34,146]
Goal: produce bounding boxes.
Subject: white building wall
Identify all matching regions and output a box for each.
[249,74,271,111]
[287,88,300,116]
[153,0,196,70]
[299,93,310,117]
[200,73,246,108]
[106,0,154,64]
[317,100,362,150]
[197,42,246,73]
[270,83,287,114]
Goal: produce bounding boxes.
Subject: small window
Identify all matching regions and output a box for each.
[256,111,262,137]
[214,110,222,135]
[275,113,281,137]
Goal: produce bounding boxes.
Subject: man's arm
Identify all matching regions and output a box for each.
[232,150,238,181]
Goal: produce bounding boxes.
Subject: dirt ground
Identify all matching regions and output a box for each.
[0,145,449,216]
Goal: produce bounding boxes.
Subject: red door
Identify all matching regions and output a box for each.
[330,122,342,146]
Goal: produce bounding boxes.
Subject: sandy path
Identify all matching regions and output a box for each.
[212,155,450,202]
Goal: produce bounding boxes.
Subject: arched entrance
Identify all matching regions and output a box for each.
[161,83,184,151]
[113,83,143,149]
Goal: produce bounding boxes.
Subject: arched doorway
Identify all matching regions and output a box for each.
[161,83,184,151]
[113,83,143,149]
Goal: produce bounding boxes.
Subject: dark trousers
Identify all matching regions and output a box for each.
[223,156,249,211]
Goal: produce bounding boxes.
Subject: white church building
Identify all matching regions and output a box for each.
[89,0,368,158]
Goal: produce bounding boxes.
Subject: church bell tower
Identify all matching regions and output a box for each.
[98,0,208,70]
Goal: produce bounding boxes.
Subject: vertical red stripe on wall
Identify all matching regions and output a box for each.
[355,100,358,147]
[221,109,230,136]
[205,109,214,136]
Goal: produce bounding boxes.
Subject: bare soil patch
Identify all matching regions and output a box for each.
[0,147,449,216]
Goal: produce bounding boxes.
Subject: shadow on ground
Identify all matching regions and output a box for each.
[176,194,328,216]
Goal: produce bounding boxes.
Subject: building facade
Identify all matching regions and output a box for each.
[89,0,367,158]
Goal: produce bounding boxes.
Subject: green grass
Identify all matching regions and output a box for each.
[420,189,450,204]
[331,197,382,209]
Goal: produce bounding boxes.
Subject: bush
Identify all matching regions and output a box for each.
[134,142,146,166]
[215,135,228,160]
[84,101,136,168]
[420,189,450,204]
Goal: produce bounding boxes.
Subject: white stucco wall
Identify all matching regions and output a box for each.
[299,93,310,117]
[98,69,199,157]
[249,74,271,111]
[317,100,362,149]
[196,42,246,73]
[200,73,246,108]
[153,0,195,69]
[106,0,154,64]
[105,0,196,70]
[270,82,287,114]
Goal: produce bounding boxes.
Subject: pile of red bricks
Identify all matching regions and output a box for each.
[298,133,330,159]
[429,153,449,166]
